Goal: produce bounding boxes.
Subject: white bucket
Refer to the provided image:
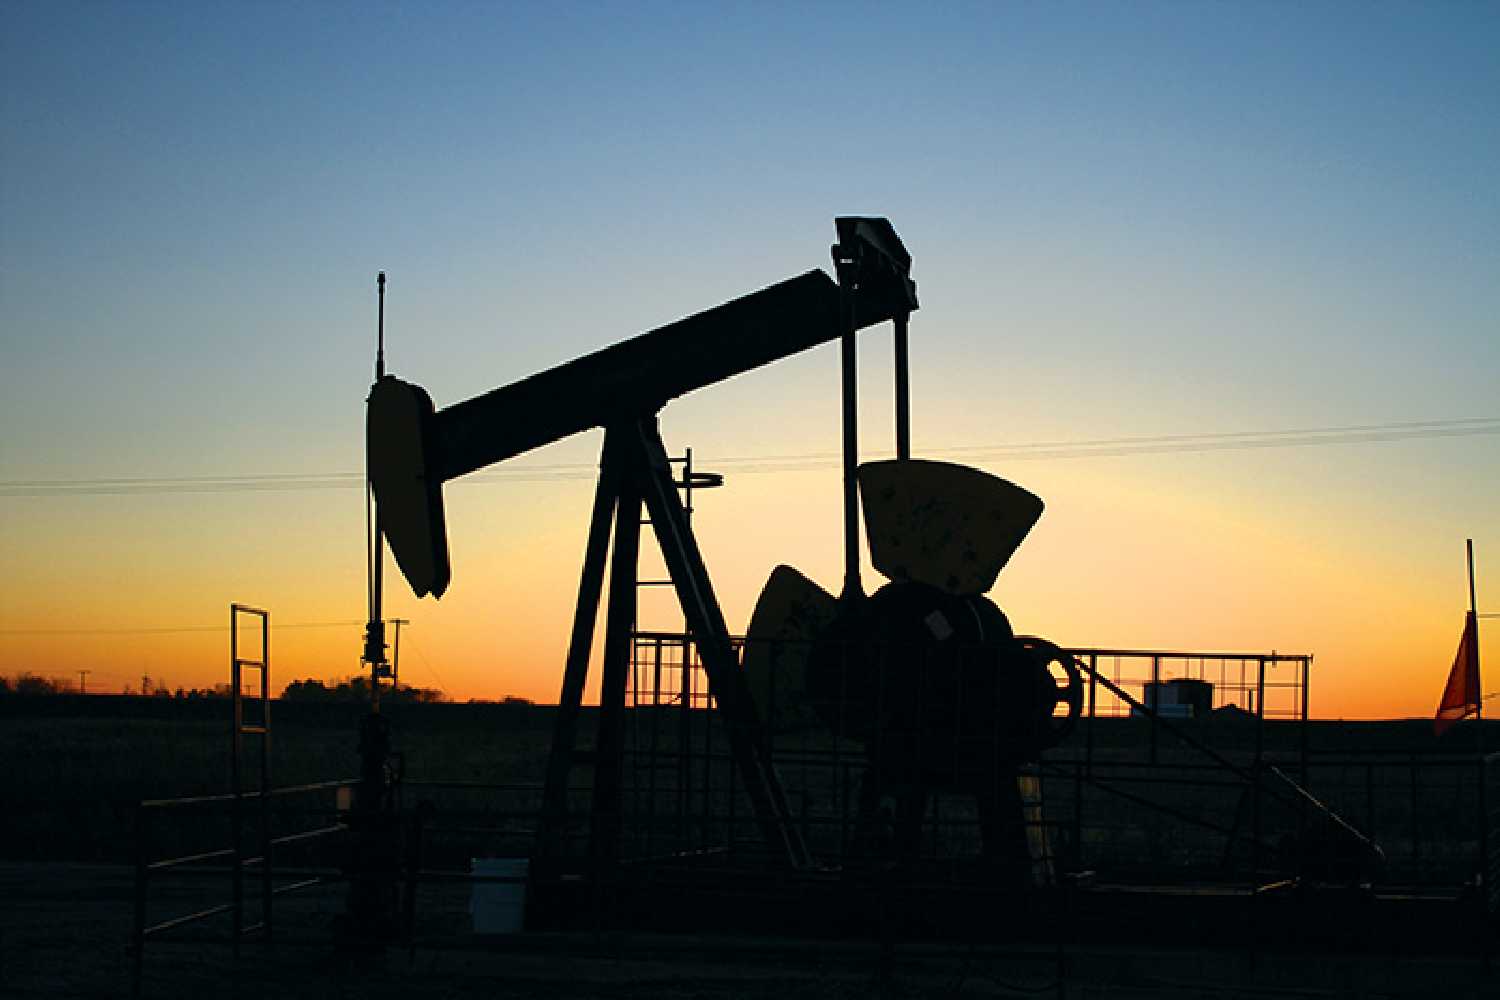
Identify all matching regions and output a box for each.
[470,857,528,934]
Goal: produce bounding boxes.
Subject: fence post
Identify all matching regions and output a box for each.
[1149,655,1160,766]
[1252,658,1265,881]
[1299,657,1310,786]
[132,804,150,998]
[1409,752,1420,873]
[260,611,272,943]
[1480,752,1493,971]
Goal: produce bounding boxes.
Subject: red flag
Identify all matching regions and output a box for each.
[1434,611,1480,736]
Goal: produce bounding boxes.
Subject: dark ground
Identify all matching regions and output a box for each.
[3,696,1498,997]
[3,862,1497,999]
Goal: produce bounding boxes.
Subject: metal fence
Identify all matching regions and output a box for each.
[604,632,1478,897]
[130,779,354,995]
[606,633,1324,885]
[128,636,1496,988]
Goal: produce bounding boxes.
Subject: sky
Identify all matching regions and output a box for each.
[1,2,1496,718]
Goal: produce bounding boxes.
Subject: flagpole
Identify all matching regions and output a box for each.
[1469,538,1489,936]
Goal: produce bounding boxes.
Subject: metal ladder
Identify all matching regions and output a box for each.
[633,449,715,688]
[229,604,271,952]
[631,449,717,855]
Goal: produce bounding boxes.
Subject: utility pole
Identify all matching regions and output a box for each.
[78,669,90,695]
[389,619,409,688]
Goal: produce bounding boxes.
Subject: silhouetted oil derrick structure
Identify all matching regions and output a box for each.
[368,218,922,877]
[367,217,1093,885]
[114,219,1495,1000]
[364,218,1404,950]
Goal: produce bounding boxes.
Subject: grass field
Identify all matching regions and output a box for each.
[2,693,1494,885]
[4,695,1498,998]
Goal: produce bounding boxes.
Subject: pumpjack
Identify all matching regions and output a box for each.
[364,218,1081,882]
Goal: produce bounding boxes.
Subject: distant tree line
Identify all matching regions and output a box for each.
[0,673,230,698]
[279,675,445,704]
[0,672,533,706]
[0,674,72,696]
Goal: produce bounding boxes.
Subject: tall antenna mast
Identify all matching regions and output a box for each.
[343,271,400,950]
[363,272,388,710]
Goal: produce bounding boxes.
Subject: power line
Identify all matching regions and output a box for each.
[403,636,450,695]
[718,420,1500,472]
[0,620,365,637]
[3,417,1497,497]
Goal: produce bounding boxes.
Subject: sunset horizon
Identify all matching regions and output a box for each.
[6,7,1500,991]
[4,4,1496,720]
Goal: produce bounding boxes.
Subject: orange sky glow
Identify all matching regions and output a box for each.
[2,400,1494,720]
[3,5,1496,722]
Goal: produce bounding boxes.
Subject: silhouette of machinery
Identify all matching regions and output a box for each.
[744,462,1082,872]
[366,218,1080,876]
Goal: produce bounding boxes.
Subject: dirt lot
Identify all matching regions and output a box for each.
[4,699,1498,996]
[4,862,1497,1000]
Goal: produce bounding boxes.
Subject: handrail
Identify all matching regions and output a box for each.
[632,630,1313,665]
[140,777,358,810]
[132,779,358,997]
[1267,765,1381,857]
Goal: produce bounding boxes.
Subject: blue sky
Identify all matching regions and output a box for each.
[2,3,1496,713]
